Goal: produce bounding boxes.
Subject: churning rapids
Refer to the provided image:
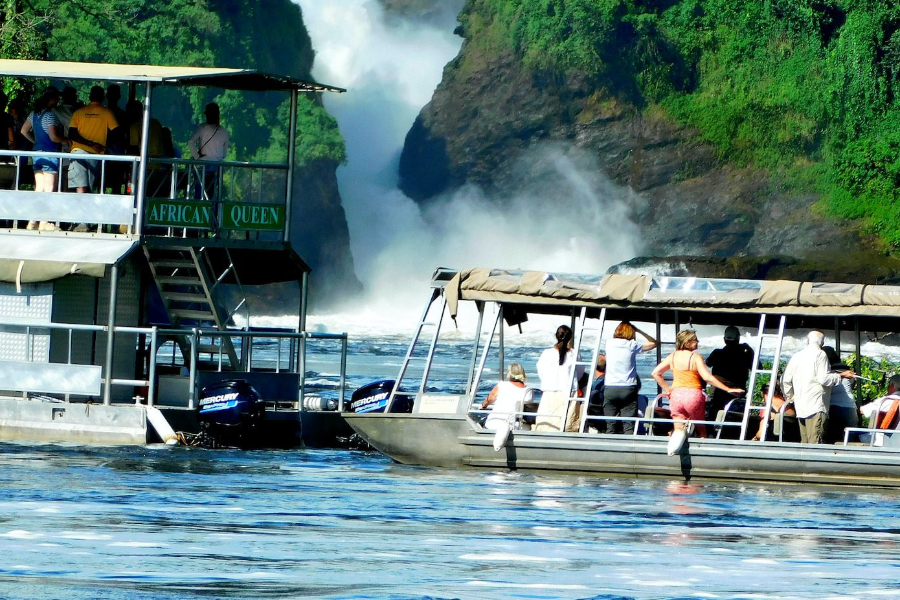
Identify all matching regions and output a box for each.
[1,329,900,600]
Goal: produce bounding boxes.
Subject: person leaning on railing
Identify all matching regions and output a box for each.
[604,321,657,435]
[67,86,120,232]
[652,329,744,439]
[20,86,68,232]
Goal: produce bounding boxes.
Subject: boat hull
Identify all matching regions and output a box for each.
[344,411,900,487]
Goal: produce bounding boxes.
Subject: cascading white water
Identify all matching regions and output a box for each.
[289,1,649,338]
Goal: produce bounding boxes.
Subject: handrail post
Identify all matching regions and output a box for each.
[147,326,158,407]
[188,328,198,409]
[103,263,119,405]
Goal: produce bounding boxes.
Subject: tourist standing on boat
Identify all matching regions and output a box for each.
[823,346,859,444]
[782,331,854,444]
[481,363,533,432]
[68,86,120,232]
[188,103,229,201]
[604,321,657,435]
[20,87,67,231]
[706,326,756,419]
[652,329,743,438]
[535,325,575,432]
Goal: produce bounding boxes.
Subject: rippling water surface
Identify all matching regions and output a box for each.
[2,443,899,599]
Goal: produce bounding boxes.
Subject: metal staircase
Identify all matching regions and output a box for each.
[143,244,247,370]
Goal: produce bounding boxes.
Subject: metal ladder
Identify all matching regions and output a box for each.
[387,288,447,411]
[738,314,787,440]
[573,306,606,433]
[144,244,243,370]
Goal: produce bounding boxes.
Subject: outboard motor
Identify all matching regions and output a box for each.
[346,380,413,413]
[196,379,265,448]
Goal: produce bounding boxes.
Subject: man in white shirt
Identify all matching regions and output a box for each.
[187,103,229,201]
[782,330,854,444]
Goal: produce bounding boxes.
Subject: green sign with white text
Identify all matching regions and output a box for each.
[147,199,211,228]
[223,202,285,231]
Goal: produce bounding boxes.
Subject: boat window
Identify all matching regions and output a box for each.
[646,277,762,302]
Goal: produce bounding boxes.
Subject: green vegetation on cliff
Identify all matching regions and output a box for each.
[457,0,900,247]
[1,0,344,166]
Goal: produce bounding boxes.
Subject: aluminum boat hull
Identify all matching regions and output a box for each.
[344,411,900,487]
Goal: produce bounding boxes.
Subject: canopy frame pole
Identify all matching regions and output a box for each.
[498,305,505,381]
[284,89,298,243]
[834,317,842,356]
[464,301,485,396]
[855,318,863,403]
[134,82,152,236]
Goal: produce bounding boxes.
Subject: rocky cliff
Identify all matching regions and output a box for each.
[397,1,900,283]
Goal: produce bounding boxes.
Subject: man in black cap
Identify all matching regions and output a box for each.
[706,326,756,419]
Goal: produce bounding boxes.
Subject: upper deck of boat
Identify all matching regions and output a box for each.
[0,59,345,281]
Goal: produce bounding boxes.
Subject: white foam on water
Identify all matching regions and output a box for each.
[460,552,568,563]
[2,530,40,539]
[109,541,167,548]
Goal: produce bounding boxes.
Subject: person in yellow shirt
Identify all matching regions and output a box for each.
[67,86,120,232]
[68,86,119,193]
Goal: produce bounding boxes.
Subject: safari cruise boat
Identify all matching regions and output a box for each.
[343,267,900,488]
[0,59,350,446]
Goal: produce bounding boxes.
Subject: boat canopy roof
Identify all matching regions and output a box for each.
[441,267,900,327]
[0,59,345,93]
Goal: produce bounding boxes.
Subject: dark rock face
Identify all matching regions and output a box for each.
[609,255,900,286]
[292,159,363,308]
[398,8,900,280]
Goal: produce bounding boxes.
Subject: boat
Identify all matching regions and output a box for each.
[0,59,351,447]
[343,267,900,487]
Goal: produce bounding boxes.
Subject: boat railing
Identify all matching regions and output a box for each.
[0,149,138,233]
[842,398,900,447]
[153,327,348,411]
[469,408,746,437]
[0,150,291,241]
[143,157,289,242]
[0,319,159,406]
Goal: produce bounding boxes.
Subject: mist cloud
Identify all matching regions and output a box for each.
[297,1,643,326]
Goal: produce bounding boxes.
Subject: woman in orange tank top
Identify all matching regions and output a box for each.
[652,329,744,438]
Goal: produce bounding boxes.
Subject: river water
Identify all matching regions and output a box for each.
[2,330,900,599]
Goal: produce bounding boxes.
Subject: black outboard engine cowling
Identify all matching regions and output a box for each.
[197,379,265,448]
[346,380,413,413]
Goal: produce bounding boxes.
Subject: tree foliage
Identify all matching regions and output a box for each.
[460,0,900,249]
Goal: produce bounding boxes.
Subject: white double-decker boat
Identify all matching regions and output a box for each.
[344,267,900,487]
[0,59,350,447]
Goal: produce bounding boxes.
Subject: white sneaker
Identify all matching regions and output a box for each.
[73,223,89,233]
[38,221,57,232]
